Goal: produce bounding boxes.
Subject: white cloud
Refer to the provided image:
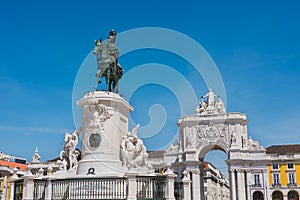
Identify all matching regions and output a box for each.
[0,125,70,134]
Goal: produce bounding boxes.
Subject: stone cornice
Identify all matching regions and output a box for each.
[178,112,248,126]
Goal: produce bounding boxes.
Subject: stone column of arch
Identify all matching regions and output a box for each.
[262,169,269,200]
[236,168,246,199]
[191,169,201,200]
[241,169,247,199]
[246,169,252,200]
[229,168,237,200]
[199,162,205,200]
[182,171,192,200]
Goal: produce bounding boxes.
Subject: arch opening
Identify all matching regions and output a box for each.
[272,190,283,200]
[288,190,299,200]
[201,147,230,200]
[198,143,228,161]
[253,191,264,200]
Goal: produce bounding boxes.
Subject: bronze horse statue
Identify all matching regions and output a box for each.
[93,39,123,93]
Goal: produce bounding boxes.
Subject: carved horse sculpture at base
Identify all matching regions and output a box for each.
[93,39,123,93]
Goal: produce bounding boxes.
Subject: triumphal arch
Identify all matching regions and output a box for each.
[164,89,269,200]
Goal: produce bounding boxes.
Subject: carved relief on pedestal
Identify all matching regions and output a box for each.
[83,103,112,149]
[83,103,113,131]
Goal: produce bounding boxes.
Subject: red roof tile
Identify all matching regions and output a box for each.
[0,160,27,171]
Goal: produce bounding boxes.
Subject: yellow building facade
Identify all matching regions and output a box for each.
[0,159,27,200]
[267,144,300,200]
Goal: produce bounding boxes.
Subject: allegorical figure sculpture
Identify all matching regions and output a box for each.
[58,128,81,171]
[93,30,124,93]
[202,88,218,108]
[120,124,149,170]
[215,97,226,113]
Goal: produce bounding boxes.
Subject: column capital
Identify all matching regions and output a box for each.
[125,172,138,178]
[229,168,236,173]
[261,169,268,173]
[236,168,244,173]
[190,169,200,174]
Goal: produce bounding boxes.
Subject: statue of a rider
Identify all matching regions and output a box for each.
[107,30,118,67]
[107,30,124,79]
[94,30,124,93]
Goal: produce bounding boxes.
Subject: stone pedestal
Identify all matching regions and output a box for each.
[76,91,133,176]
[126,172,138,200]
[165,171,176,200]
[182,171,191,200]
[22,176,35,200]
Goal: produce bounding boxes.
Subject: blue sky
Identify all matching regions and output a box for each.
[0,1,300,174]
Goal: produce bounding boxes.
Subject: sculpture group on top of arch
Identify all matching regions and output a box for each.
[196,88,226,115]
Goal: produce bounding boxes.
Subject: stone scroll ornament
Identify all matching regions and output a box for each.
[120,124,149,170]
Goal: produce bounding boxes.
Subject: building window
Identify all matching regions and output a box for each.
[254,174,261,186]
[273,173,280,186]
[287,163,294,169]
[272,163,279,169]
[288,173,296,186]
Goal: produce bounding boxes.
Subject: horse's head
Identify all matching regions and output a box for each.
[93,39,101,55]
[93,38,108,59]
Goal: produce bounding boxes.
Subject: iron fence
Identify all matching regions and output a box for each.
[33,179,47,200]
[136,176,166,200]
[51,177,127,200]
[14,180,24,200]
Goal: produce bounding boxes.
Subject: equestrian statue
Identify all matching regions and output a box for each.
[93,30,124,93]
